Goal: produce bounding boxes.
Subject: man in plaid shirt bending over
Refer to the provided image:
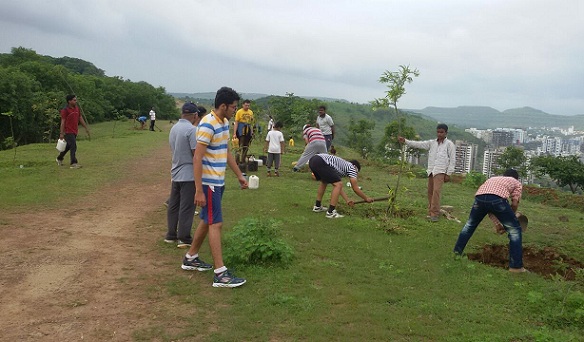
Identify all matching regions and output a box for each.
[453,169,527,273]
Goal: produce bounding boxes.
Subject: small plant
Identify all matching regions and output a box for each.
[463,171,487,188]
[223,217,294,267]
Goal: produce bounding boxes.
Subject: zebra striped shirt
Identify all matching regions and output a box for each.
[316,154,358,179]
[196,111,230,186]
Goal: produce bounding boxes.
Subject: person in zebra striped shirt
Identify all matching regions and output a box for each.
[308,153,373,218]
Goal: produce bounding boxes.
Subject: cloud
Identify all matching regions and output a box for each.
[0,0,582,115]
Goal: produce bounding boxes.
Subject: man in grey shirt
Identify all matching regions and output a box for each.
[316,105,335,151]
[165,102,202,248]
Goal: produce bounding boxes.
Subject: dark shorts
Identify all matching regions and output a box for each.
[309,155,341,184]
[199,185,225,225]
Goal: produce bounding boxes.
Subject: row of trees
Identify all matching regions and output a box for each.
[0,47,177,149]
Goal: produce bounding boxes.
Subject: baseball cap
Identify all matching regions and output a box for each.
[182,102,200,114]
[302,124,310,131]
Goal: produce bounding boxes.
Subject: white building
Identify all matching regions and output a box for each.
[454,141,477,174]
[482,149,504,177]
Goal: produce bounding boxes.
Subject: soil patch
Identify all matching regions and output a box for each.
[467,244,584,280]
[0,146,205,341]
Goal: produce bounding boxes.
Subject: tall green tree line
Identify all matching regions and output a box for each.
[0,47,177,149]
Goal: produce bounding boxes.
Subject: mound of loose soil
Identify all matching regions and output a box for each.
[467,244,584,280]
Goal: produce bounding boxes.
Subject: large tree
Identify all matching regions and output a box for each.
[530,155,584,194]
[345,118,375,159]
[0,47,177,149]
[496,146,528,177]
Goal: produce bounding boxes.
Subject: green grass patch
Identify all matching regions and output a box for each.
[4,124,584,340]
[0,119,169,208]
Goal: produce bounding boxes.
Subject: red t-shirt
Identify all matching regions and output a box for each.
[61,106,80,134]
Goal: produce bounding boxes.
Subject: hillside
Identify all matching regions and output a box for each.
[410,106,584,130]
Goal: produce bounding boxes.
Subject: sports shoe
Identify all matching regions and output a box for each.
[213,269,246,288]
[428,216,439,222]
[274,170,279,177]
[326,209,344,218]
[56,158,63,166]
[181,256,212,271]
[267,171,271,177]
[177,240,191,248]
[313,206,328,213]
[164,238,177,244]
[70,163,82,169]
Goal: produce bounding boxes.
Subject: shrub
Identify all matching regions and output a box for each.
[463,171,486,188]
[223,217,294,267]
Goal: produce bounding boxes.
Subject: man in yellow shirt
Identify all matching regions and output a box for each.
[233,99,254,163]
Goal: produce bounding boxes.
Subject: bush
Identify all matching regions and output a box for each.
[223,217,294,267]
[463,171,486,188]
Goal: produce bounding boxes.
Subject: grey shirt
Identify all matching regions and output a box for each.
[169,119,197,182]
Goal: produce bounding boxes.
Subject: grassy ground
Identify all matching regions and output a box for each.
[2,121,583,341]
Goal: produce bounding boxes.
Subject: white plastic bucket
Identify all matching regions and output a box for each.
[56,139,66,152]
[248,175,259,189]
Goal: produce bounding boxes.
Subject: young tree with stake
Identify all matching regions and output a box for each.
[371,65,419,215]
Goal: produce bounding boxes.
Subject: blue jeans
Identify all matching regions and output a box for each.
[453,194,523,269]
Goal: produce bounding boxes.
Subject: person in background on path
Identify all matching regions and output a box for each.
[233,99,254,162]
[329,145,337,155]
[165,103,202,248]
[56,94,90,169]
[293,124,327,172]
[182,86,248,288]
[264,121,285,177]
[137,115,147,130]
[398,123,455,222]
[453,169,527,273]
[288,136,295,147]
[149,107,156,131]
[267,115,274,131]
[309,154,373,218]
[316,105,335,151]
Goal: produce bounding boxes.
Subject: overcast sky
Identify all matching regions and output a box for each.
[1,0,582,115]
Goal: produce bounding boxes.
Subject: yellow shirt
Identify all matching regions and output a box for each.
[234,108,254,124]
[289,138,295,146]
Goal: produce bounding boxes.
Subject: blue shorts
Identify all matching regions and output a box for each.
[199,185,225,224]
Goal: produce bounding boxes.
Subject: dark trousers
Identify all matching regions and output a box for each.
[57,133,78,165]
[166,181,196,243]
[150,120,155,131]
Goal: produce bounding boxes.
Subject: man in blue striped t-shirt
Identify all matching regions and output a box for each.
[181,87,249,288]
[308,154,373,218]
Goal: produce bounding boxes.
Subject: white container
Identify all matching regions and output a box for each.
[248,175,259,189]
[56,139,66,152]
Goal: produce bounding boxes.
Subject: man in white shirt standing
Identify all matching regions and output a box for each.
[149,107,156,131]
[398,123,456,222]
[316,105,335,151]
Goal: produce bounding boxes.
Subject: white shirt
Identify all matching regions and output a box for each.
[149,110,156,120]
[316,114,334,135]
[404,137,456,176]
[265,130,285,153]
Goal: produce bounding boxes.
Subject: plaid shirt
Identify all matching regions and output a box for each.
[476,176,522,202]
[476,176,522,228]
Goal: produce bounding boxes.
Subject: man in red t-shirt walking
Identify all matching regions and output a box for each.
[56,94,90,168]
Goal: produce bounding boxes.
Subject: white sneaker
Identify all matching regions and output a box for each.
[70,163,82,169]
[326,210,344,218]
[56,158,63,166]
[312,206,328,213]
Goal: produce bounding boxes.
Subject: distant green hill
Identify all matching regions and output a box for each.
[409,106,584,129]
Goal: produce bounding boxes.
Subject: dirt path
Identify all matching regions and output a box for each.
[0,148,181,341]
